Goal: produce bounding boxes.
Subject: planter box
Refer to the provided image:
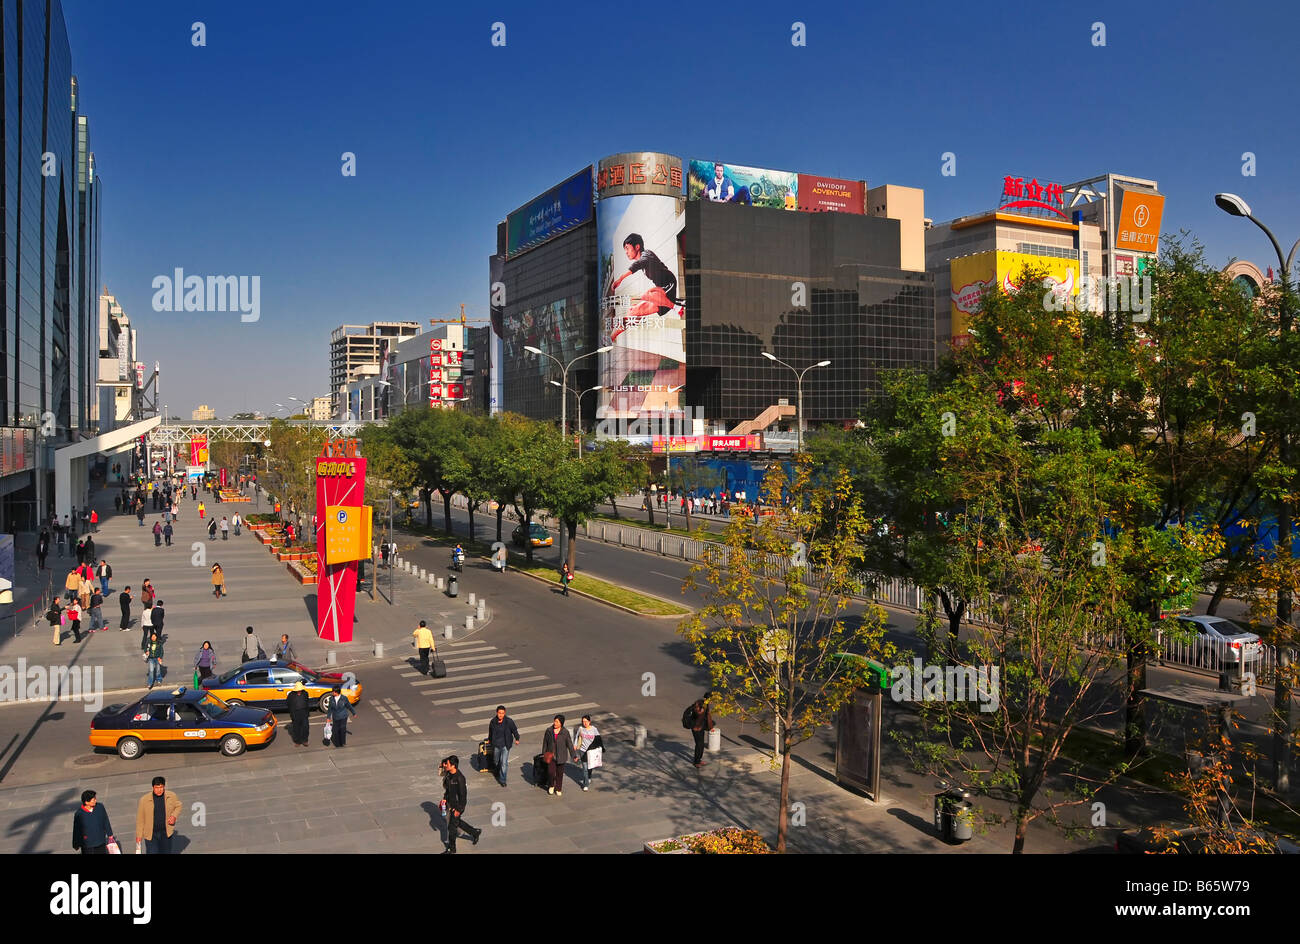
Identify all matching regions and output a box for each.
[287,562,317,585]
[643,828,772,855]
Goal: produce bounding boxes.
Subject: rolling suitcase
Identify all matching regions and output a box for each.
[431,657,447,679]
[534,754,550,789]
[477,739,497,774]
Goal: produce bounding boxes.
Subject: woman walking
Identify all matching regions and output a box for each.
[207,518,217,541]
[232,512,242,536]
[193,641,217,682]
[141,579,155,609]
[286,681,311,747]
[541,715,577,798]
[574,715,601,791]
[211,563,226,599]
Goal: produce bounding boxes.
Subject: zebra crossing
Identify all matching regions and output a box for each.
[389,640,613,736]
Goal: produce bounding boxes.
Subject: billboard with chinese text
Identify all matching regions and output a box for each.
[506,167,593,257]
[949,251,1080,347]
[1113,188,1165,254]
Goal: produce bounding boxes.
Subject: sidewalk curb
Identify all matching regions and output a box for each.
[507,564,689,620]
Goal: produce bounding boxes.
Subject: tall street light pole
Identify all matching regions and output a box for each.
[1215,191,1299,792]
[525,345,612,439]
[760,352,831,453]
[550,382,603,457]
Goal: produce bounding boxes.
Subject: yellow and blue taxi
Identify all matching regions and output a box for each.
[511,522,552,548]
[200,660,362,713]
[89,687,276,759]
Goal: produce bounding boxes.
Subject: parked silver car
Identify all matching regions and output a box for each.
[1169,614,1262,668]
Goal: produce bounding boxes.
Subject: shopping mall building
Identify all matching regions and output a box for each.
[488,152,934,448]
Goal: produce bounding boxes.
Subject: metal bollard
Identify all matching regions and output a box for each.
[465,615,475,632]
[634,725,647,749]
[476,600,486,620]
[468,592,476,607]
[373,641,384,658]
[325,650,337,666]
[444,624,454,639]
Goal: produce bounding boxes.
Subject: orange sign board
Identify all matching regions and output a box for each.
[1113,190,1164,253]
[324,504,372,564]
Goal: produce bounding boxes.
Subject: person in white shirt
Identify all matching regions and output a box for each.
[575,715,601,791]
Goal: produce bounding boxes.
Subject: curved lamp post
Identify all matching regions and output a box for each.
[760,352,831,452]
[525,345,612,439]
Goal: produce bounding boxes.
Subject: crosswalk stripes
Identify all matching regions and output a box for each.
[386,640,612,740]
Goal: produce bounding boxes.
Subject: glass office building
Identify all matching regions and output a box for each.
[1,0,102,528]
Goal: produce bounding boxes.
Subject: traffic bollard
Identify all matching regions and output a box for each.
[634,725,647,749]
[373,641,384,658]
[444,624,454,640]
[436,576,444,591]
[325,651,337,666]
[468,592,476,607]
[465,616,475,632]
[476,600,486,620]
[707,728,721,753]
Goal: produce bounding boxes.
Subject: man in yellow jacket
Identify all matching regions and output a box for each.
[136,776,182,854]
[412,620,436,676]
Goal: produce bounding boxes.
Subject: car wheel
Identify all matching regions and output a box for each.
[220,734,246,756]
[225,698,244,708]
[319,694,333,713]
[117,736,143,760]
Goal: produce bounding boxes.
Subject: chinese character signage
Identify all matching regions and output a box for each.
[324,504,372,565]
[315,443,367,643]
[997,175,1067,218]
[597,152,683,199]
[1113,189,1165,253]
[189,435,209,466]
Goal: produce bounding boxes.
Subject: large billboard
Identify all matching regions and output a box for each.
[597,193,686,419]
[949,251,1080,348]
[1113,188,1165,254]
[505,166,593,257]
[688,160,864,213]
[598,152,682,199]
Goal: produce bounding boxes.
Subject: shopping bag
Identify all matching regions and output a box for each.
[106,840,121,854]
[193,669,200,688]
[585,746,604,769]
[322,720,333,745]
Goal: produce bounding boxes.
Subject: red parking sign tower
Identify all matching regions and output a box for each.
[315,439,367,642]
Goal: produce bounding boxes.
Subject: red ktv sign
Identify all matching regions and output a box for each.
[998,176,1067,218]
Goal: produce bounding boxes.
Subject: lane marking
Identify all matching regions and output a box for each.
[456,703,597,728]
[418,675,547,695]
[413,667,538,687]
[432,683,564,706]
[457,693,581,715]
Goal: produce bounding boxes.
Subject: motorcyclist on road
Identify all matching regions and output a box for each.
[451,544,465,571]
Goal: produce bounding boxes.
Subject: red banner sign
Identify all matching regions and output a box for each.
[315,454,367,643]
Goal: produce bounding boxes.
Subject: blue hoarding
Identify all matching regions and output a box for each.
[506,167,593,257]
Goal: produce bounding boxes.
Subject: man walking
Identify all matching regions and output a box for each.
[135,776,181,854]
[412,620,435,676]
[241,626,264,662]
[487,705,520,788]
[36,529,49,571]
[118,586,132,631]
[153,521,163,546]
[439,755,481,853]
[688,692,716,768]
[64,567,80,604]
[163,521,173,546]
[72,790,116,855]
[151,599,166,637]
[327,685,356,747]
[220,516,229,540]
[97,558,112,595]
[88,587,105,634]
[274,634,296,662]
[90,509,98,533]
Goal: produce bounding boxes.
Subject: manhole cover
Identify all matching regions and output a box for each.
[74,755,110,766]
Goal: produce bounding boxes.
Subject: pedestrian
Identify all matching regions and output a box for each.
[118,586,132,631]
[541,714,577,797]
[48,598,64,645]
[219,514,229,539]
[141,579,155,609]
[198,501,205,520]
[88,587,104,633]
[171,502,179,521]
[286,681,310,746]
[78,571,92,611]
[194,640,217,682]
[151,599,165,636]
[232,512,241,536]
[575,714,602,791]
[135,776,180,855]
[141,601,154,652]
[163,521,173,546]
[90,509,98,533]
[72,790,116,855]
[207,518,217,541]
[36,528,49,570]
[211,563,226,599]
[487,705,520,788]
[64,599,83,644]
[137,505,145,527]
[688,693,715,768]
[327,684,356,747]
[145,633,164,689]
[560,562,573,596]
[97,558,112,595]
[439,755,481,853]
[56,521,66,556]
[412,620,435,675]
[241,626,264,662]
[152,520,163,546]
[274,633,296,662]
[114,494,121,514]
[493,543,507,574]
[380,542,390,568]
[83,535,94,563]
[75,535,85,566]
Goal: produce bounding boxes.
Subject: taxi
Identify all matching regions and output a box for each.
[200,660,362,713]
[89,687,276,759]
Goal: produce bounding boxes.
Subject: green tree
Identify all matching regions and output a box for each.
[543,440,641,571]
[263,419,326,521]
[681,456,893,852]
[665,455,725,532]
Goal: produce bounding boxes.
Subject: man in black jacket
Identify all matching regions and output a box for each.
[439,756,480,854]
[119,586,132,631]
[487,706,520,788]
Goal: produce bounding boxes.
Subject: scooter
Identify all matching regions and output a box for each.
[450,549,465,572]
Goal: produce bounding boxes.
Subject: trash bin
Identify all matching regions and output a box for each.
[447,574,459,598]
[934,787,974,843]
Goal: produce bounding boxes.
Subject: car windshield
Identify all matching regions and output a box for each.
[1205,618,1249,637]
[287,662,318,681]
[198,693,231,717]
[531,525,547,535]
[214,667,244,685]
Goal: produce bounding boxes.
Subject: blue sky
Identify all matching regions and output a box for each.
[63,0,1300,416]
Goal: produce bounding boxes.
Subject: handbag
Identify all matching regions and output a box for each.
[586,746,604,769]
[542,750,555,765]
[106,840,121,854]
[322,720,333,745]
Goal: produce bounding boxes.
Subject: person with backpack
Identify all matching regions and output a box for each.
[684,692,716,768]
[241,626,264,662]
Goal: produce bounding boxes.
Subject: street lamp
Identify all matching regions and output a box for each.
[549,382,603,456]
[1216,191,1299,792]
[760,352,831,453]
[525,344,612,439]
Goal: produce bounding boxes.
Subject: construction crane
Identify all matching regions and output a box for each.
[430,303,490,327]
